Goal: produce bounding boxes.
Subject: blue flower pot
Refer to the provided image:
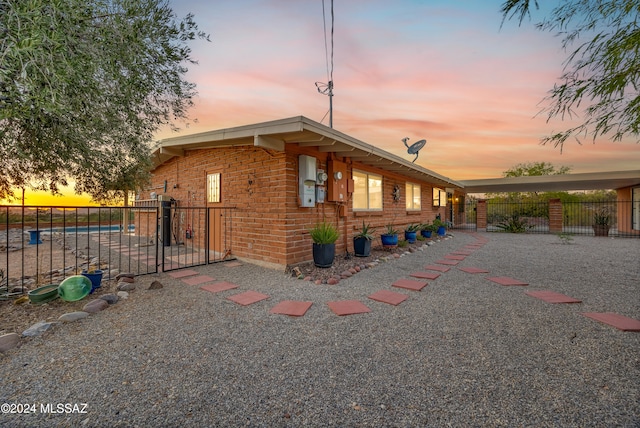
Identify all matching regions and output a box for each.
[312,243,335,268]
[437,226,446,236]
[404,231,417,243]
[81,270,104,293]
[421,230,432,238]
[381,234,398,248]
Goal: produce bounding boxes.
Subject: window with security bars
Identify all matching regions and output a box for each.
[207,173,221,203]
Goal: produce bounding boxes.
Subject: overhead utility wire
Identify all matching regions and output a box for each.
[316,0,334,128]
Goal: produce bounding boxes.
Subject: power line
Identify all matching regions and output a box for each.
[316,0,334,128]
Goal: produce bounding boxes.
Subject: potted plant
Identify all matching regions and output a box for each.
[380,223,399,249]
[404,223,420,244]
[433,219,447,237]
[309,221,339,268]
[353,221,375,257]
[592,207,610,237]
[420,222,434,238]
[81,267,104,293]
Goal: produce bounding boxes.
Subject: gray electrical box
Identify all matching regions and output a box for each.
[298,155,317,207]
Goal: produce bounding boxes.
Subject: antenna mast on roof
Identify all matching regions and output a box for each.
[316,0,334,128]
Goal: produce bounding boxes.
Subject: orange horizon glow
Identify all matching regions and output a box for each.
[0,186,101,207]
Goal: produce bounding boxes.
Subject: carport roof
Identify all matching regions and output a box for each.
[460,170,640,193]
[153,115,464,189]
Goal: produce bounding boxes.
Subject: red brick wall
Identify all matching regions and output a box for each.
[548,198,563,233]
[145,144,460,269]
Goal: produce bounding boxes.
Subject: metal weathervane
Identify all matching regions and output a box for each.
[402,137,427,163]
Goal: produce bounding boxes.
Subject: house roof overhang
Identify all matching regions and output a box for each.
[459,170,640,193]
[152,115,464,190]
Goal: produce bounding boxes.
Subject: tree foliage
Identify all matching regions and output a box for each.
[0,0,209,202]
[501,0,640,149]
[503,161,571,177]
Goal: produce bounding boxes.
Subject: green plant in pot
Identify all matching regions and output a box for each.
[592,207,610,237]
[404,223,420,243]
[381,223,399,249]
[309,221,339,267]
[353,221,375,257]
[432,218,447,237]
[420,222,434,238]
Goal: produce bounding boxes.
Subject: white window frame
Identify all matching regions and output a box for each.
[352,170,383,211]
[406,182,421,211]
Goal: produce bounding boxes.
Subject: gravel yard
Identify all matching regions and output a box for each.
[0,232,638,427]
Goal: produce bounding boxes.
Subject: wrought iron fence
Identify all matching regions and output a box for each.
[486,200,551,233]
[485,200,639,237]
[0,205,158,295]
[0,203,236,296]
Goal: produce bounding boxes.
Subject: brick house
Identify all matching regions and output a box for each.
[143,116,466,269]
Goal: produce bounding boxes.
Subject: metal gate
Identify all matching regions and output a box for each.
[158,205,235,272]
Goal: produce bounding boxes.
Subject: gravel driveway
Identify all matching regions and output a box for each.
[1,232,638,427]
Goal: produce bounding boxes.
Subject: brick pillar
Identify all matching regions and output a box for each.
[548,198,563,233]
[477,200,487,231]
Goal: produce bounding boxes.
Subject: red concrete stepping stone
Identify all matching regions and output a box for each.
[392,278,428,291]
[182,275,216,286]
[270,300,313,317]
[227,291,269,306]
[525,290,581,304]
[582,313,640,332]
[410,271,441,280]
[327,300,371,316]
[425,265,450,273]
[445,254,466,260]
[368,290,408,306]
[224,261,243,268]
[452,251,473,255]
[436,259,459,266]
[167,269,199,279]
[459,267,489,274]
[200,281,239,293]
[486,276,528,286]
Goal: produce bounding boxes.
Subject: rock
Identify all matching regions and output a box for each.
[82,299,109,313]
[303,276,312,281]
[354,266,361,272]
[22,321,57,337]
[117,282,136,291]
[0,333,21,353]
[314,279,322,285]
[349,268,357,274]
[327,278,339,285]
[115,273,135,280]
[147,280,163,290]
[340,270,353,278]
[118,276,135,284]
[99,294,119,304]
[58,311,90,322]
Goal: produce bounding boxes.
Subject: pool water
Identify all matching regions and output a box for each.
[39,225,135,234]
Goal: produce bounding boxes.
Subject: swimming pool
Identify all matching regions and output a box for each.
[39,225,135,234]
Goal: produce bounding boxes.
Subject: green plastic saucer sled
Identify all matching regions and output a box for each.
[58,275,92,302]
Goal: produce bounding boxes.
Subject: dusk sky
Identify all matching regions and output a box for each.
[159,0,640,180]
